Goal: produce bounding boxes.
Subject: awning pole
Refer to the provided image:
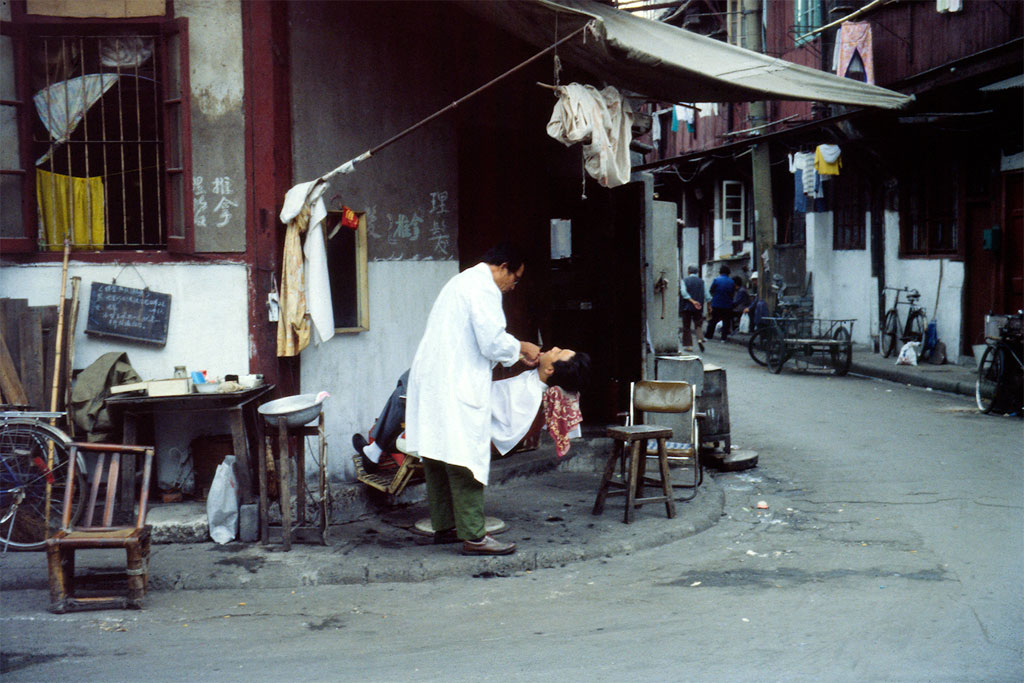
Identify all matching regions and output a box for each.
[321,22,592,182]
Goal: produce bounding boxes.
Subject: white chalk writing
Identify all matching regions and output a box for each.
[193,175,236,229]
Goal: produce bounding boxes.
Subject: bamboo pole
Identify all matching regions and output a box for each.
[44,236,72,536]
[63,276,81,439]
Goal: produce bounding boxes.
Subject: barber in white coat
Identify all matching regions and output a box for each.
[406,244,541,556]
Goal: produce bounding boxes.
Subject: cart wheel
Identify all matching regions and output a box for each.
[767,329,787,374]
[831,325,853,376]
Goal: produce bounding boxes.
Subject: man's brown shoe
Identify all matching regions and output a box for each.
[461,534,516,556]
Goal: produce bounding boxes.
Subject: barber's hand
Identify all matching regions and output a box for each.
[693,301,702,311]
[520,341,541,367]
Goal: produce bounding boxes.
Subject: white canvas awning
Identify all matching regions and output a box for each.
[469,0,912,110]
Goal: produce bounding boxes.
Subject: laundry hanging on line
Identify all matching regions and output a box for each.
[545,82,635,188]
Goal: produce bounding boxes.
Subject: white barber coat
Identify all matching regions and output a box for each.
[406,262,521,485]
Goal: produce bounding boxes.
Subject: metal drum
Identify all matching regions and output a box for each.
[700,364,730,454]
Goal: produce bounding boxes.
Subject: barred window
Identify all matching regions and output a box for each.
[833,175,865,250]
[900,149,960,257]
[0,19,192,254]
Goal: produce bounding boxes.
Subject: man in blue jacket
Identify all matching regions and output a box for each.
[706,265,736,341]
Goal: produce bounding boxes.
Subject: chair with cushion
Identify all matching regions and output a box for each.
[46,442,154,613]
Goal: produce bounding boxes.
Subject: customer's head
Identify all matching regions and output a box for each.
[483,243,527,293]
[719,265,731,276]
[540,348,591,394]
[687,265,698,275]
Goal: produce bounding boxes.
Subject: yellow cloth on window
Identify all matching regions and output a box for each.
[35,168,105,251]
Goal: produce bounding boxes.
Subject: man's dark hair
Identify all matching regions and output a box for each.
[719,265,731,275]
[482,243,526,272]
[732,276,744,287]
[548,352,591,394]
[687,265,698,275]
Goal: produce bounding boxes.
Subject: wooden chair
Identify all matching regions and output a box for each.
[593,380,700,523]
[46,442,154,614]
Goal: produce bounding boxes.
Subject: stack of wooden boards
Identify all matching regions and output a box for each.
[0,294,79,412]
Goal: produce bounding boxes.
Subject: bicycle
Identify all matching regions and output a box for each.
[976,312,1023,415]
[880,287,928,358]
[0,411,86,550]
[748,275,814,367]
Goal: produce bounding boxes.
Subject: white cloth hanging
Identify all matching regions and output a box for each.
[546,82,634,188]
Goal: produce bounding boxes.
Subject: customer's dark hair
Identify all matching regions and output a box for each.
[719,264,731,275]
[482,242,526,272]
[548,352,591,394]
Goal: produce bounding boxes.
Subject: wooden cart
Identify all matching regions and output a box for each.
[764,317,856,376]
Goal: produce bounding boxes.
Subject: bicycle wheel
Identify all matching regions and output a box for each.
[830,325,853,376]
[881,310,899,358]
[0,419,84,550]
[976,345,1003,414]
[767,329,787,374]
[905,310,927,345]
[748,327,771,366]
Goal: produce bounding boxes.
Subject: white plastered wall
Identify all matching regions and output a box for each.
[882,209,964,360]
[299,259,457,480]
[803,207,965,355]
[0,262,249,378]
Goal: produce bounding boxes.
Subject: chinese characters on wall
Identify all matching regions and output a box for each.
[193,175,239,229]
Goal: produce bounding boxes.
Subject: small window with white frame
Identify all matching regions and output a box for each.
[721,180,746,241]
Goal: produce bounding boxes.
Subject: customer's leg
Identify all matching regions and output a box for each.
[422,457,457,534]
[369,370,409,452]
[444,463,486,541]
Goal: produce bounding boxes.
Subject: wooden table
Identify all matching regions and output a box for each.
[105,385,274,505]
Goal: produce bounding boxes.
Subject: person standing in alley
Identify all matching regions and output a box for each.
[405,243,541,556]
[706,264,736,341]
[680,264,706,352]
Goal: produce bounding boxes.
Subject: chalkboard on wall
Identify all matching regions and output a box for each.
[85,282,171,346]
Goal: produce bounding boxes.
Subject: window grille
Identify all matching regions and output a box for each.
[833,176,865,250]
[0,20,191,254]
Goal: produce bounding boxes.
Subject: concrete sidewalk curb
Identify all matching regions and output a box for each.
[0,462,725,591]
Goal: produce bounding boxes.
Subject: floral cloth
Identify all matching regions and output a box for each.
[542,386,583,459]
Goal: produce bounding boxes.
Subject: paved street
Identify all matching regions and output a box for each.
[2,341,1021,681]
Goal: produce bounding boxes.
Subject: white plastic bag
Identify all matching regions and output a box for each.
[896,341,919,366]
[738,312,751,334]
[207,455,238,544]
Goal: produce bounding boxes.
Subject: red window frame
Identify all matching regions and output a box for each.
[0,11,193,257]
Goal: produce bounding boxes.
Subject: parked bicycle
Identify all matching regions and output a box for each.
[0,411,85,550]
[976,312,1023,415]
[881,287,927,358]
[748,275,814,367]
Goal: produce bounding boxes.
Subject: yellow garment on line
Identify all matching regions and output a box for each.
[276,202,312,357]
[36,168,105,251]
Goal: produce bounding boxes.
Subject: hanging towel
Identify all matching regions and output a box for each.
[546,83,635,188]
[836,22,875,84]
[542,385,583,459]
[36,168,105,251]
[794,151,817,195]
[277,178,335,356]
[815,144,842,175]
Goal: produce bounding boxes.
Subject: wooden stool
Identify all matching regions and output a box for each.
[258,413,329,550]
[592,424,676,524]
